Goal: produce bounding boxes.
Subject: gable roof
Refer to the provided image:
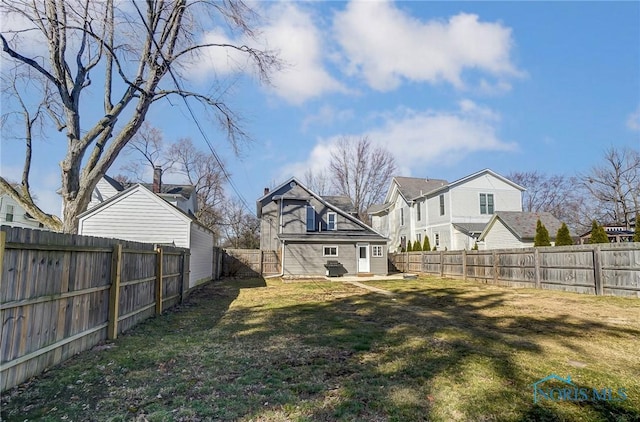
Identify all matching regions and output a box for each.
[79,183,194,224]
[385,176,448,203]
[256,176,386,238]
[321,195,357,214]
[422,169,525,198]
[479,211,565,242]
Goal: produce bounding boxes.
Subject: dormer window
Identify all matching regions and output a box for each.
[306,205,316,231]
[327,212,337,230]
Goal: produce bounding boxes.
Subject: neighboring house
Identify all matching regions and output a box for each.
[0,191,47,229]
[257,177,388,277]
[477,211,566,249]
[78,168,214,288]
[369,169,524,252]
[579,222,636,244]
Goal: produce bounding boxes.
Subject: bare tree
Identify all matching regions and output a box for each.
[303,168,332,196]
[1,68,63,229]
[120,122,175,181]
[580,147,640,228]
[167,137,226,234]
[329,136,397,222]
[221,197,259,249]
[0,0,279,233]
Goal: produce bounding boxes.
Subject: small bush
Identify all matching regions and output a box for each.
[413,240,422,251]
[634,215,640,242]
[534,219,551,247]
[422,235,431,251]
[555,223,573,246]
[589,220,610,244]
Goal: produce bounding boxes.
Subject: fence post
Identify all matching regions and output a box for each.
[534,248,541,289]
[462,249,467,280]
[182,250,191,298]
[0,230,5,287]
[593,246,603,295]
[155,247,163,315]
[493,250,499,284]
[108,243,122,340]
[439,251,444,277]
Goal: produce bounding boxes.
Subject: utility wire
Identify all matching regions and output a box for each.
[131,1,254,215]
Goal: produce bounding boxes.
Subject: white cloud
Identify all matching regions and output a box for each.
[627,106,640,131]
[282,100,516,179]
[333,1,521,91]
[302,105,355,131]
[186,3,345,104]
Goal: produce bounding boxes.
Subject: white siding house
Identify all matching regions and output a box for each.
[370,169,525,251]
[0,193,47,229]
[78,180,214,288]
[478,211,566,249]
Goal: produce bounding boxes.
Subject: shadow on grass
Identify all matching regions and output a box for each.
[1,278,638,422]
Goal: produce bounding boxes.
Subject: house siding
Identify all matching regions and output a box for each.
[0,195,45,229]
[283,241,387,276]
[189,223,214,287]
[482,220,528,250]
[88,178,121,210]
[79,188,190,247]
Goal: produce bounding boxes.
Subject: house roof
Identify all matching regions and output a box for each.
[392,176,448,201]
[257,176,387,240]
[321,195,357,214]
[421,169,525,198]
[100,174,194,200]
[479,211,565,242]
[367,203,392,215]
[78,183,195,223]
[453,223,487,237]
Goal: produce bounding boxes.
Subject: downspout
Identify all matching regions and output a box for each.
[280,239,286,277]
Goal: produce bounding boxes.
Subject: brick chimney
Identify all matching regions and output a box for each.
[153,166,162,193]
[264,187,270,196]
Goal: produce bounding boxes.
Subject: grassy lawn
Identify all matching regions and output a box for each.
[2,276,639,421]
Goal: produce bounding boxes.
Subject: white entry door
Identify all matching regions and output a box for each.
[357,243,370,273]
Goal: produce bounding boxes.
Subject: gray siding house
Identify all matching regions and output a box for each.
[257,177,388,277]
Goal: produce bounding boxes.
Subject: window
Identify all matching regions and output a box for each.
[439,195,445,216]
[372,245,383,257]
[400,235,407,250]
[306,205,316,231]
[416,202,421,221]
[327,212,337,230]
[5,205,14,222]
[435,233,440,247]
[400,208,404,226]
[323,246,338,257]
[417,233,422,243]
[480,193,495,215]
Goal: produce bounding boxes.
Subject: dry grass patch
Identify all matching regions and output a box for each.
[1,276,638,421]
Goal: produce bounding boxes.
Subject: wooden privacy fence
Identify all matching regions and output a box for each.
[0,226,191,392]
[391,243,640,298]
[222,249,281,277]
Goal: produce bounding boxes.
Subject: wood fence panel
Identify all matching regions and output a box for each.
[408,252,423,273]
[495,250,536,289]
[1,227,192,392]
[601,245,640,297]
[539,248,595,294]
[262,250,281,275]
[465,251,494,281]
[223,249,262,277]
[442,252,464,277]
[390,243,640,298]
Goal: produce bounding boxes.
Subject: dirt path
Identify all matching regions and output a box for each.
[345,280,395,296]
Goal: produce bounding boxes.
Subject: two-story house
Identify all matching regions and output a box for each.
[257,177,388,277]
[369,169,525,251]
[0,191,47,230]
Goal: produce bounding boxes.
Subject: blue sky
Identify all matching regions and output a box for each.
[1,1,639,217]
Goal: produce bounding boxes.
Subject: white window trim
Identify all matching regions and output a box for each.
[327,212,337,230]
[323,245,339,257]
[372,245,383,257]
[479,193,495,215]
